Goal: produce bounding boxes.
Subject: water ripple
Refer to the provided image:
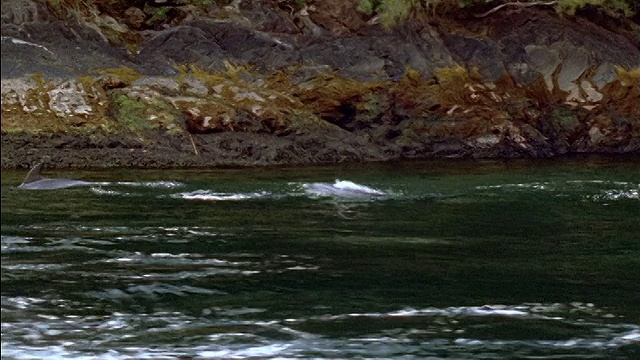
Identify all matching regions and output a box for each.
[3,298,638,359]
[475,180,640,203]
[170,190,271,201]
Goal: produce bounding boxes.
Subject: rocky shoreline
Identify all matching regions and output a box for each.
[1,0,638,169]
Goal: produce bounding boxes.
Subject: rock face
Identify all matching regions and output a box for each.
[1,0,639,168]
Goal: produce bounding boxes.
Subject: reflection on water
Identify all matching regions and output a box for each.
[2,158,639,359]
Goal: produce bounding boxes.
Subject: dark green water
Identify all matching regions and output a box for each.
[2,157,639,359]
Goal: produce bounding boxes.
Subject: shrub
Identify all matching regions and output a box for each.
[354,0,635,27]
[556,0,634,16]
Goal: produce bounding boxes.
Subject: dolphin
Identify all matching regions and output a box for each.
[17,162,94,190]
[302,180,386,198]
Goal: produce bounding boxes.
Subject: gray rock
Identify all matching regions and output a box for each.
[136,25,228,75]
[1,77,37,107]
[444,35,505,82]
[1,0,136,78]
[182,77,209,97]
[472,134,501,148]
[590,63,618,90]
[132,77,182,95]
[553,44,590,101]
[506,62,539,85]
[47,80,93,117]
[525,45,561,91]
[189,20,300,72]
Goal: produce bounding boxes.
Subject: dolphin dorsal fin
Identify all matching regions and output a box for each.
[22,162,45,184]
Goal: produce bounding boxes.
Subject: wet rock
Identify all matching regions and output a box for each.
[429,140,471,158]
[472,134,501,148]
[469,121,542,157]
[518,122,554,157]
[588,125,606,145]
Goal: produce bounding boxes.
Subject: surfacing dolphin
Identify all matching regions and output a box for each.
[303,180,386,198]
[18,162,94,190]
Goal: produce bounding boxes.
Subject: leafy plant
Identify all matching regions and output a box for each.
[145,6,169,26]
[112,94,149,132]
[43,0,98,18]
[353,0,635,27]
[95,67,143,85]
[556,0,634,16]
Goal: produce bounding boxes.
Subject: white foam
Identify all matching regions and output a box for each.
[171,190,270,201]
[388,305,529,318]
[90,187,129,196]
[612,329,640,344]
[333,180,385,194]
[302,179,386,198]
[475,182,552,191]
[476,180,640,203]
[113,181,185,189]
[288,305,534,323]
[592,188,639,201]
[196,343,291,359]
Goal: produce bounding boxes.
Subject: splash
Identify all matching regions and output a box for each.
[90,187,129,196]
[112,181,185,189]
[170,190,270,201]
[302,180,386,198]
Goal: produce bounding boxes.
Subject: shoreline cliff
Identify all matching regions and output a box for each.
[2,0,638,169]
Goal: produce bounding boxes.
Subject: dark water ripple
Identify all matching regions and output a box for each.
[2,221,639,359]
[2,159,640,359]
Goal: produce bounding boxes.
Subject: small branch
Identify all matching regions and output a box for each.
[473,1,558,18]
[188,132,199,156]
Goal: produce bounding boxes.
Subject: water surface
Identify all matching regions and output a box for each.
[2,157,639,359]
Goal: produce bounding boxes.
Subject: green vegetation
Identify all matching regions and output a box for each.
[602,67,640,115]
[95,67,143,85]
[42,0,636,29]
[549,107,581,133]
[145,6,169,26]
[355,0,636,27]
[110,90,183,135]
[0,74,110,134]
[112,94,149,132]
[2,62,638,143]
[557,0,635,16]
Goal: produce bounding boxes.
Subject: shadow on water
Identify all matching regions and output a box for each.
[2,156,639,359]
